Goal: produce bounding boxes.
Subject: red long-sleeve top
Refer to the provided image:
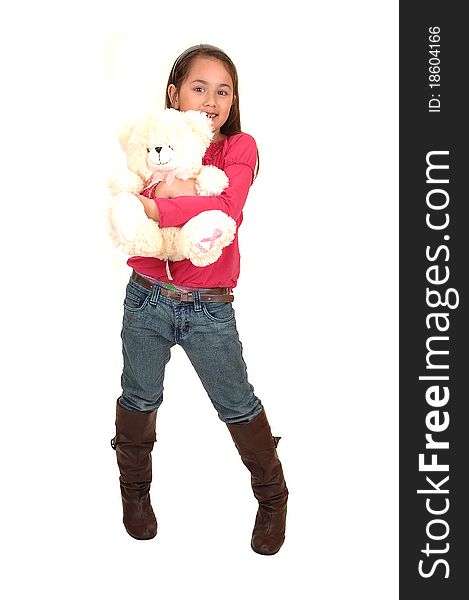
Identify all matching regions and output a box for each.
[127,132,257,289]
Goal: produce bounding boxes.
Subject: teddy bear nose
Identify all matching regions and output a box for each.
[154,147,162,154]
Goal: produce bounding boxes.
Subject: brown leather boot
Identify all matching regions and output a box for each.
[226,409,289,555]
[110,401,158,540]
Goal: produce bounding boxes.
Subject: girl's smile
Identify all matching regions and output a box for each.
[167,57,235,142]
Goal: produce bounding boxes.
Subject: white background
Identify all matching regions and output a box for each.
[1,1,398,598]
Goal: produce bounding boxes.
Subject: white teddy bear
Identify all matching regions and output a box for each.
[108,108,236,268]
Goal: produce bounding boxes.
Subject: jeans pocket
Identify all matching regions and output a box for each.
[202,302,235,323]
[124,280,151,312]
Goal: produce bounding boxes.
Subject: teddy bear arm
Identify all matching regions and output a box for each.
[109,192,166,257]
[195,165,229,196]
[108,168,145,196]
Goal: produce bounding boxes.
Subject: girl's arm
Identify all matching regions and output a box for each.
[154,179,197,199]
[150,134,257,227]
[139,179,197,222]
[138,194,160,222]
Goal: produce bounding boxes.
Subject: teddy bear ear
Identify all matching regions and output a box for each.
[181,110,213,146]
[117,114,151,149]
[117,120,137,150]
[117,114,154,182]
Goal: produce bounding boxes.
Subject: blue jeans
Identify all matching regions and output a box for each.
[118,277,263,424]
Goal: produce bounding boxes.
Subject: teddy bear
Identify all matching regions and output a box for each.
[108,108,236,269]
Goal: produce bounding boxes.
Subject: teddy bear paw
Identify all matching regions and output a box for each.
[179,210,237,266]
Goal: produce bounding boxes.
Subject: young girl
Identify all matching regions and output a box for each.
[110,44,288,555]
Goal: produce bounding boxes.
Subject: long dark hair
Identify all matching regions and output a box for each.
[165,44,259,177]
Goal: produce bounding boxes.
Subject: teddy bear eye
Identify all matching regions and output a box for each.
[146,148,150,153]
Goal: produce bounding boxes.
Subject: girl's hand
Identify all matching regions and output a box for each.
[153,178,197,198]
[138,194,159,222]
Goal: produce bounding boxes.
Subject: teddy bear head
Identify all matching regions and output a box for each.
[120,108,214,186]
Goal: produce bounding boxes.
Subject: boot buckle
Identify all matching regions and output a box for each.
[110,436,117,450]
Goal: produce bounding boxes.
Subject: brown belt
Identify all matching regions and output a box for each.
[131,270,234,303]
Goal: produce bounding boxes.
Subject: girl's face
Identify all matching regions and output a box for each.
[168,57,235,142]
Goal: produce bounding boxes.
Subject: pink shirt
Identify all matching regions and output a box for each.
[128,132,257,289]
